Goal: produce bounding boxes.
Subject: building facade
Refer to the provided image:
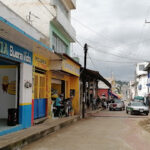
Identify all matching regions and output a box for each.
[136,62,148,97]
[0,0,79,136]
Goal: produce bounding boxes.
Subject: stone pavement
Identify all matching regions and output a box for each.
[0,116,80,150]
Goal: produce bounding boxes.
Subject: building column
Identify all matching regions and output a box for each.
[19,63,32,128]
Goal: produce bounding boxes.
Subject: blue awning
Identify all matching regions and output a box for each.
[108,91,119,99]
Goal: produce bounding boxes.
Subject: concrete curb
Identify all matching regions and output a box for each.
[85,108,104,117]
[0,116,80,150]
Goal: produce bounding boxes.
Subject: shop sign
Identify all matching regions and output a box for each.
[0,37,32,65]
[33,54,49,70]
[62,60,80,76]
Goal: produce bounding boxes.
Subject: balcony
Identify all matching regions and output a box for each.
[52,7,76,42]
[61,0,76,9]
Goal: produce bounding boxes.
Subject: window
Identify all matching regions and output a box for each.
[52,33,68,54]
[139,65,144,71]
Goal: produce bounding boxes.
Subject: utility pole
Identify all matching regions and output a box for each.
[82,43,88,118]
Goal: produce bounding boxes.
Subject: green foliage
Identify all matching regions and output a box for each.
[116,80,129,86]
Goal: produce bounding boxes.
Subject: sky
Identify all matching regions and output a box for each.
[71,0,150,81]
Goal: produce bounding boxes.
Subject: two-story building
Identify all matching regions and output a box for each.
[0,0,80,136]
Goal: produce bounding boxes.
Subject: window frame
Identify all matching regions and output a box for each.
[52,33,68,54]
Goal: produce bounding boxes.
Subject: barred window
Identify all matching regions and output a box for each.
[52,33,68,54]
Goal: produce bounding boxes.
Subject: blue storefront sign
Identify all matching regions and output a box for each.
[0,37,32,65]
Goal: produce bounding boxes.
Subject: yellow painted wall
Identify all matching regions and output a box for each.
[51,72,80,115]
[63,75,70,99]
[32,53,52,118]
[46,71,52,118]
[70,76,80,115]
[62,59,80,77]
[51,83,61,95]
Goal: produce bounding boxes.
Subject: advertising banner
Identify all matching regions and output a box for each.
[0,37,32,65]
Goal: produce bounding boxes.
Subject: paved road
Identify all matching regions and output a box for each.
[23,110,150,150]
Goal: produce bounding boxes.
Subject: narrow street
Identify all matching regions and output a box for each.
[23,110,150,150]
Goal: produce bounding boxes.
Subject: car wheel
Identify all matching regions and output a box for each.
[145,112,149,116]
[126,110,128,114]
[129,110,133,115]
[109,108,112,111]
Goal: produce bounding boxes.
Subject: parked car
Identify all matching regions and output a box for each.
[126,101,149,115]
[109,99,125,111]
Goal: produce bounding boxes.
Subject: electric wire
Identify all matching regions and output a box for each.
[73,17,148,52]
[88,45,149,62]
[128,4,150,58]
[73,10,150,62]
[35,1,150,63]
[38,0,55,18]
[75,42,138,65]
[87,52,98,70]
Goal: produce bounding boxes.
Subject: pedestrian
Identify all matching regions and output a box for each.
[92,97,97,110]
[104,100,107,109]
[55,94,63,117]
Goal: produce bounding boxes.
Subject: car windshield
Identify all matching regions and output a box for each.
[131,102,145,106]
[114,99,121,103]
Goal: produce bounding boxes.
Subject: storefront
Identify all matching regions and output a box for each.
[51,54,80,115]
[80,68,111,110]
[0,3,60,135]
[32,53,50,123]
[0,37,32,136]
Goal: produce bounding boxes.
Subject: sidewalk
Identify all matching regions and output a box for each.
[85,108,104,117]
[0,116,80,150]
[0,108,103,150]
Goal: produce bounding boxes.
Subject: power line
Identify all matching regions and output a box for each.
[78,55,137,64]
[38,0,55,18]
[38,1,149,63]
[87,52,98,70]
[73,15,150,61]
[75,40,139,64]
[72,17,114,43]
[73,17,147,51]
[89,45,149,62]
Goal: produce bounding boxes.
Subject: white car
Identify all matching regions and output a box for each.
[126,102,149,115]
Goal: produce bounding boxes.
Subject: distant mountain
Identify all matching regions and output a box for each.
[116,80,129,86]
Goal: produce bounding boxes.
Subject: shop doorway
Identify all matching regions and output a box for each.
[0,57,19,131]
[34,69,47,119]
[51,79,66,117]
[51,79,65,98]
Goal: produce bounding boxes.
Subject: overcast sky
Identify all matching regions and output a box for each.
[71,0,150,81]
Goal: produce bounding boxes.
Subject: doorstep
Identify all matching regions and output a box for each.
[0,124,23,136]
[0,115,80,150]
[33,117,48,125]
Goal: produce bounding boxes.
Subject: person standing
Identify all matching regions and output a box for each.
[55,94,63,117]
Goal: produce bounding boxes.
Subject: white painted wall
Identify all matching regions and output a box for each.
[0,67,17,118]
[129,81,136,99]
[1,0,76,43]
[1,0,56,38]
[19,63,32,104]
[136,62,148,76]
[137,75,148,97]
[98,81,109,89]
[0,2,50,48]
